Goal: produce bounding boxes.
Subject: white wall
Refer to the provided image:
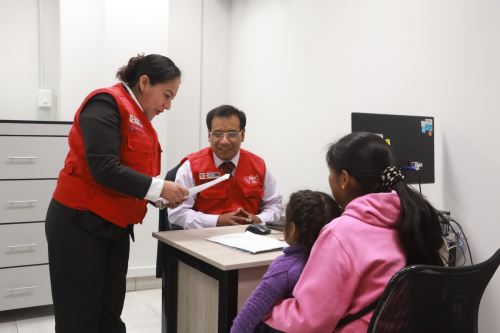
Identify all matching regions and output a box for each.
[227,0,499,331]
[59,0,106,120]
[165,0,204,168]
[229,0,444,206]
[0,1,38,117]
[166,0,231,168]
[200,0,231,142]
[437,1,500,328]
[0,0,59,121]
[60,0,171,277]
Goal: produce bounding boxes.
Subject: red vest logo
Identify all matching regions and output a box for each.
[244,175,260,185]
[129,114,143,127]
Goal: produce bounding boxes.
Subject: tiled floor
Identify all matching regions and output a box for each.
[0,289,162,333]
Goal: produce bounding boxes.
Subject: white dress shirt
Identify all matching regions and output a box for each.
[168,151,283,229]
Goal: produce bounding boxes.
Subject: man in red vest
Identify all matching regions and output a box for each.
[168,105,283,228]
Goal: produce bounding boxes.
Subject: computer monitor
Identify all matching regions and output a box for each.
[351,112,435,184]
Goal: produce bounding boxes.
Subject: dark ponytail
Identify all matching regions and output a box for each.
[116,53,181,87]
[393,183,444,265]
[326,132,444,266]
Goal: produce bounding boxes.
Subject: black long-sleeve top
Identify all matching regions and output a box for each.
[79,93,152,200]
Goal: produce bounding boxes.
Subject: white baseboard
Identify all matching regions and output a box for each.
[127,265,156,278]
[126,265,161,292]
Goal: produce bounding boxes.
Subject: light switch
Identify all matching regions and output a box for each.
[38,89,52,108]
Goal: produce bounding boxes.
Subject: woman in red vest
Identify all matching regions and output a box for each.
[45,54,188,333]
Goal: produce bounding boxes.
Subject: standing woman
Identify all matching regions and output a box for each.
[45,54,188,333]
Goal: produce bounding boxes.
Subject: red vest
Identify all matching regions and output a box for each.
[183,148,266,215]
[53,84,161,228]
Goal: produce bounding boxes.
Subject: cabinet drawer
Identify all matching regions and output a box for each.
[0,223,48,267]
[0,136,67,179]
[0,265,52,311]
[0,122,71,136]
[0,180,56,223]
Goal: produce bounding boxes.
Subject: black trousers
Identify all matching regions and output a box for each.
[45,199,130,333]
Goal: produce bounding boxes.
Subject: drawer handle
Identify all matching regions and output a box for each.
[7,243,39,249]
[7,285,37,292]
[7,156,38,160]
[8,200,38,205]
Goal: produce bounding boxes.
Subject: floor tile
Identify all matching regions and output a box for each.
[137,289,162,315]
[126,323,161,333]
[121,291,161,329]
[16,315,54,333]
[0,290,162,333]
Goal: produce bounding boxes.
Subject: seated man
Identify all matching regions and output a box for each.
[168,105,283,229]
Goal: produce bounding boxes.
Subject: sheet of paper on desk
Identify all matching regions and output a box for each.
[206,231,288,254]
[157,173,230,205]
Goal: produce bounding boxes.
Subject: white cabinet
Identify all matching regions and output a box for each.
[0,265,53,312]
[0,137,69,179]
[0,180,57,223]
[0,120,71,311]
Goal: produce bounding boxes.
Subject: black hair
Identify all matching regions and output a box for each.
[206,105,247,131]
[285,190,342,255]
[116,53,181,87]
[326,132,444,266]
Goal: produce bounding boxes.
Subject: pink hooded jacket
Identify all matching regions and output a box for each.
[265,191,406,333]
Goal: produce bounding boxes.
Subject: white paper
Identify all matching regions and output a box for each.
[188,173,230,196]
[157,173,230,205]
[206,231,288,254]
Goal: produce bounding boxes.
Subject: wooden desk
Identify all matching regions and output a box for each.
[153,225,284,333]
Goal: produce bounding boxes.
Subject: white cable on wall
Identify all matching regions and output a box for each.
[37,0,44,89]
[37,0,52,109]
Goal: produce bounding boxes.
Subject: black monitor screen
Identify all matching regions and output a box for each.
[351,112,434,184]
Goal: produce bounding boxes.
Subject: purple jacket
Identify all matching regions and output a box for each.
[230,245,307,333]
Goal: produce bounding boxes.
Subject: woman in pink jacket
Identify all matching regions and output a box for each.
[264,132,444,333]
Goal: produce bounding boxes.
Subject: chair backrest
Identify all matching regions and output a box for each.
[156,163,183,277]
[367,249,500,333]
[158,162,183,232]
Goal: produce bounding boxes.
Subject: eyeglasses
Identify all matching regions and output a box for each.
[210,130,242,140]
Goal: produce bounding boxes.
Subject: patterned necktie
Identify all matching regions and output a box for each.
[219,161,235,175]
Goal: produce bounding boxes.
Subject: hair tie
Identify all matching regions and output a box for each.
[381,166,405,189]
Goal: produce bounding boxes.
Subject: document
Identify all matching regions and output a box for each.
[157,173,230,206]
[188,173,230,196]
[206,231,288,254]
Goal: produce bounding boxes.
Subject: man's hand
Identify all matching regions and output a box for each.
[216,208,253,226]
[237,208,262,224]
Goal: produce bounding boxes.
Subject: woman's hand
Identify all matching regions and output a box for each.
[161,181,188,208]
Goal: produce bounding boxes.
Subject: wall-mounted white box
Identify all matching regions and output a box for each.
[38,89,52,108]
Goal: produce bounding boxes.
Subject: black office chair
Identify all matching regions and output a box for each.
[155,163,183,278]
[254,249,500,333]
[367,248,500,333]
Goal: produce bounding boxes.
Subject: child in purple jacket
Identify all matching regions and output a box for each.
[230,190,342,333]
